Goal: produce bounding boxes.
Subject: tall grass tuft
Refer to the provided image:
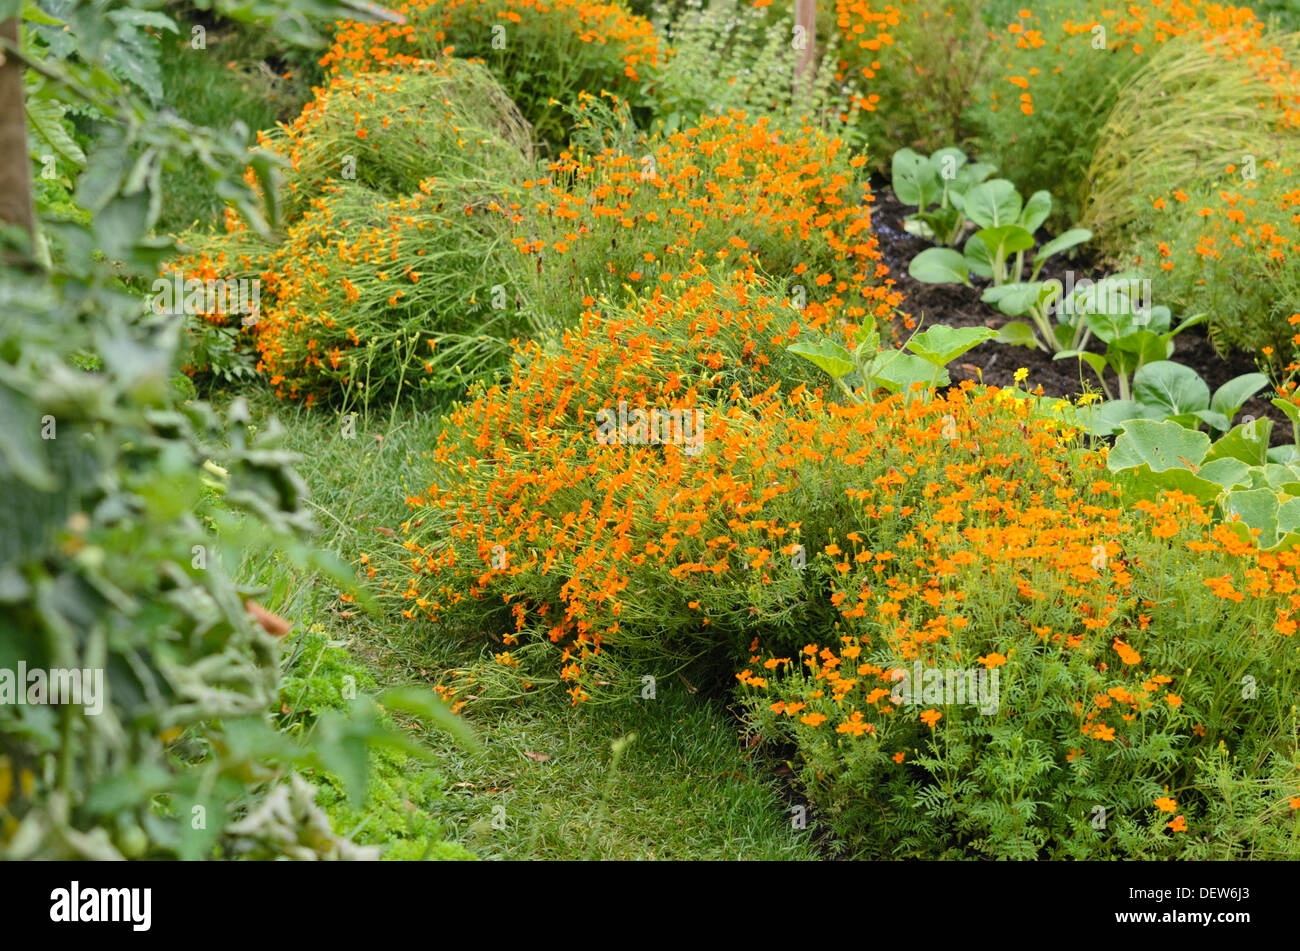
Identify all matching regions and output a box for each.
[1081,31,1299,255]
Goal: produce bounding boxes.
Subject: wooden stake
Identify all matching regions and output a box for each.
[794,0,817,109]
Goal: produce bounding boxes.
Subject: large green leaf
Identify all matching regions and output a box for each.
[1088,398,1142,437]
[1198,456,1253,491]
[868,351,948,393]
[995,320,1040,348]
[1205,418,1273,466]
[960,179,1022,228]
[973,224,1035,264]
[1268,443,1300,465]
[892,148,940,209]
[1055,348,1107,379]
[963,232,994,279]
[1210,373,1267,424]
[929,146,967,183]
[906,325,997,368]
[956,162,997,188]
[982,281,1053,317]
[1019,190,1052,232]
[1132,361,1210,421]
[1271,396,1300,432]
[1192,409,1232,433]
[1256,463,1300,494]
[27,98,87,169]
[1108,418,1211,472]
[788,337,856,380]
[1220,488,1279,549]
[902,215,936,240]
[1278,497,1300,534]
[1109,330,1167,376]
[1033,228,1092,266]
[909,247,970,285]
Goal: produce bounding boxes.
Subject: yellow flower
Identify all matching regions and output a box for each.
[1013,367,1029,385]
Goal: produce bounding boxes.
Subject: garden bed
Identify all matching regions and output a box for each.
[872,180,1292,437]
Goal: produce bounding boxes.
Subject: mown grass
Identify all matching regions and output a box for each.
[237,391,821,860]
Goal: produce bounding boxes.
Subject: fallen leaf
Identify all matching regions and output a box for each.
[373,526,395,537]
[523,751,550,763]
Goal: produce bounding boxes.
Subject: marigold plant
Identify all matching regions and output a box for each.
[738,407,1300,858]
[1129,151,1300,354]
[515,95,904,336]
[320,0,663,145]
[974,1,1300,224]
[251,180,523,405]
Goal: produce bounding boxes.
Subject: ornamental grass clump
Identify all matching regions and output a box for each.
[169,60,538,403]
[1079,30,1300,254]
[254,59,535,223]
[251,179,523,406]
[975,1,1300,225]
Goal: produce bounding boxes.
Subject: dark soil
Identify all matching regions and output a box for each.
[869,179,1291,440]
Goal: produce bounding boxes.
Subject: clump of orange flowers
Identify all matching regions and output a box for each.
[518,93,903,332]
[318,0,661,145]
[1135,154,1300,353]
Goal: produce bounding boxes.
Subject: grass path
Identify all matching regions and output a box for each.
[249,395,821,860]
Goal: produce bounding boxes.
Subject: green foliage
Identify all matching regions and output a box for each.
[153,23,320,234]
[891,146,996,246]
[1,0,472,860]
[256,59,535,226]
[1107,417,1300,549]
[1026,274,1219,410]
[646,0,855,137]
[841,0,994,159]
[278,627,475,860]
[788,319,995,405]
[1088,362,1264,437]
[904,167,1093,352]
[909,172,1089,296]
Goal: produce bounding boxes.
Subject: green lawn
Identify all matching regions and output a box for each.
[246,394,822,860]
